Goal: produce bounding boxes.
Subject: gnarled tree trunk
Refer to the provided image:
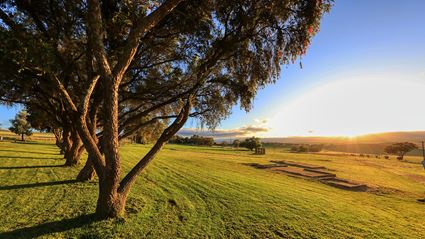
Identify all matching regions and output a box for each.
[64,128,84,166]
[62,127,71,160]
[76,154,96,181]
[52,128,64,154]
[94,100,191,218]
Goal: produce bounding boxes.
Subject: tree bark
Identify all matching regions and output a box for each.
[62,127,71,159]
[53,128,64,154]
[95,176,126,218]
[76,154,96,181]
[74,0,185,219]
[64,129,84,166]
[95,73,122,217]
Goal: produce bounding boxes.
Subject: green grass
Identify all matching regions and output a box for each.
[0,141,425,238]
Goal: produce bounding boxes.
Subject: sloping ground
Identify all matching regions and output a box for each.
[0,142,425,238]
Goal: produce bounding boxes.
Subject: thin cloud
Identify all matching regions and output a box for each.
[178,125,269,139]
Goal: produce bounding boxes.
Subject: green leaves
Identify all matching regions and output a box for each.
[9,110,33,138]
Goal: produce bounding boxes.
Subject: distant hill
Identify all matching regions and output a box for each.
[262,131,425,156]
[262,131,425,145]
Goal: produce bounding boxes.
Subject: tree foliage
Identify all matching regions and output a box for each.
[0,0,333,218]
[9,110,33,141]
[384,142,417,160]
[240,136,262,151]
[233,139,240,148]
[170,135,214,146]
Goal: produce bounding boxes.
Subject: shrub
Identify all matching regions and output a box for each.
[240,137,262,151]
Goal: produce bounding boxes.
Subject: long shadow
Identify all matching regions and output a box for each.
[0,149,60,155]
[0,155,60,160]
[12,141,55,146]
[0,165,64,170]
[0,180,77,191]
[0,214,98,239]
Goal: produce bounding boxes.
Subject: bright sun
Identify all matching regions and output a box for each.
[267,76,425,137]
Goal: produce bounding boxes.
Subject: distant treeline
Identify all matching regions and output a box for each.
[169,135,214,146]
[262,142,323,152]
[290,144,324,153]
[263,142,424,156]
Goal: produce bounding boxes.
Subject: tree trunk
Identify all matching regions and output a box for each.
[95,71,122,218]
[62,128,71,159]
[64,145,82,166]
[95,177,126,218]
[53,128,64,154]
[21,134,24,141]
[64,130,83,166]
[56,138,64,154]
[76,155,96,181]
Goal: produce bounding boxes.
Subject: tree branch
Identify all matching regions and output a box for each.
[118,97,192,195]
[81,75,100,118]
[87,0,113,79]
[0,8,23,33]
[51,75,78,112]
[112,0,184,84]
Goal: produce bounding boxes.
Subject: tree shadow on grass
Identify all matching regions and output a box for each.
[0,165,64,170]
[11,141,55,146]
[0,155,60,160]
[0,179,77,191]
[0,214,98,239]
[0,148,60,155]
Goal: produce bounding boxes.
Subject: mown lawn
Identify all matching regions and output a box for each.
[0,141,425,238]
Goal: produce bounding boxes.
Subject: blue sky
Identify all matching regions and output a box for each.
[2,0,425,137]
[184,0,425,137]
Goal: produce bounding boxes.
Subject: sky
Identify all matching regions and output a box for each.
[1,1,425,138]
[183,0,425,138]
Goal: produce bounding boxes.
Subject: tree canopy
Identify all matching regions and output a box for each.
[385,142,418,160]
[240,136,262,151]
[9,110,33,141]
[0,0,332,218]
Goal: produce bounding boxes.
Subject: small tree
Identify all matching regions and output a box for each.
[9,110,33,141]
[233,139,240,148]
[240,137,262,151]
[384,142,418,160]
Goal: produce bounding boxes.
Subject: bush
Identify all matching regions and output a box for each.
[240,137,261,151]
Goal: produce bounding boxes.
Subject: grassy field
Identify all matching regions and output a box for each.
[0,141,425,238]
[0,130,55,142]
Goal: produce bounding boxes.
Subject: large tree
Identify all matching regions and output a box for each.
[0,0,332,218]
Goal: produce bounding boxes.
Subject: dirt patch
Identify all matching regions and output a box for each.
[405,174,425,183]
[242,163,286,169]
[367,186,408,196]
